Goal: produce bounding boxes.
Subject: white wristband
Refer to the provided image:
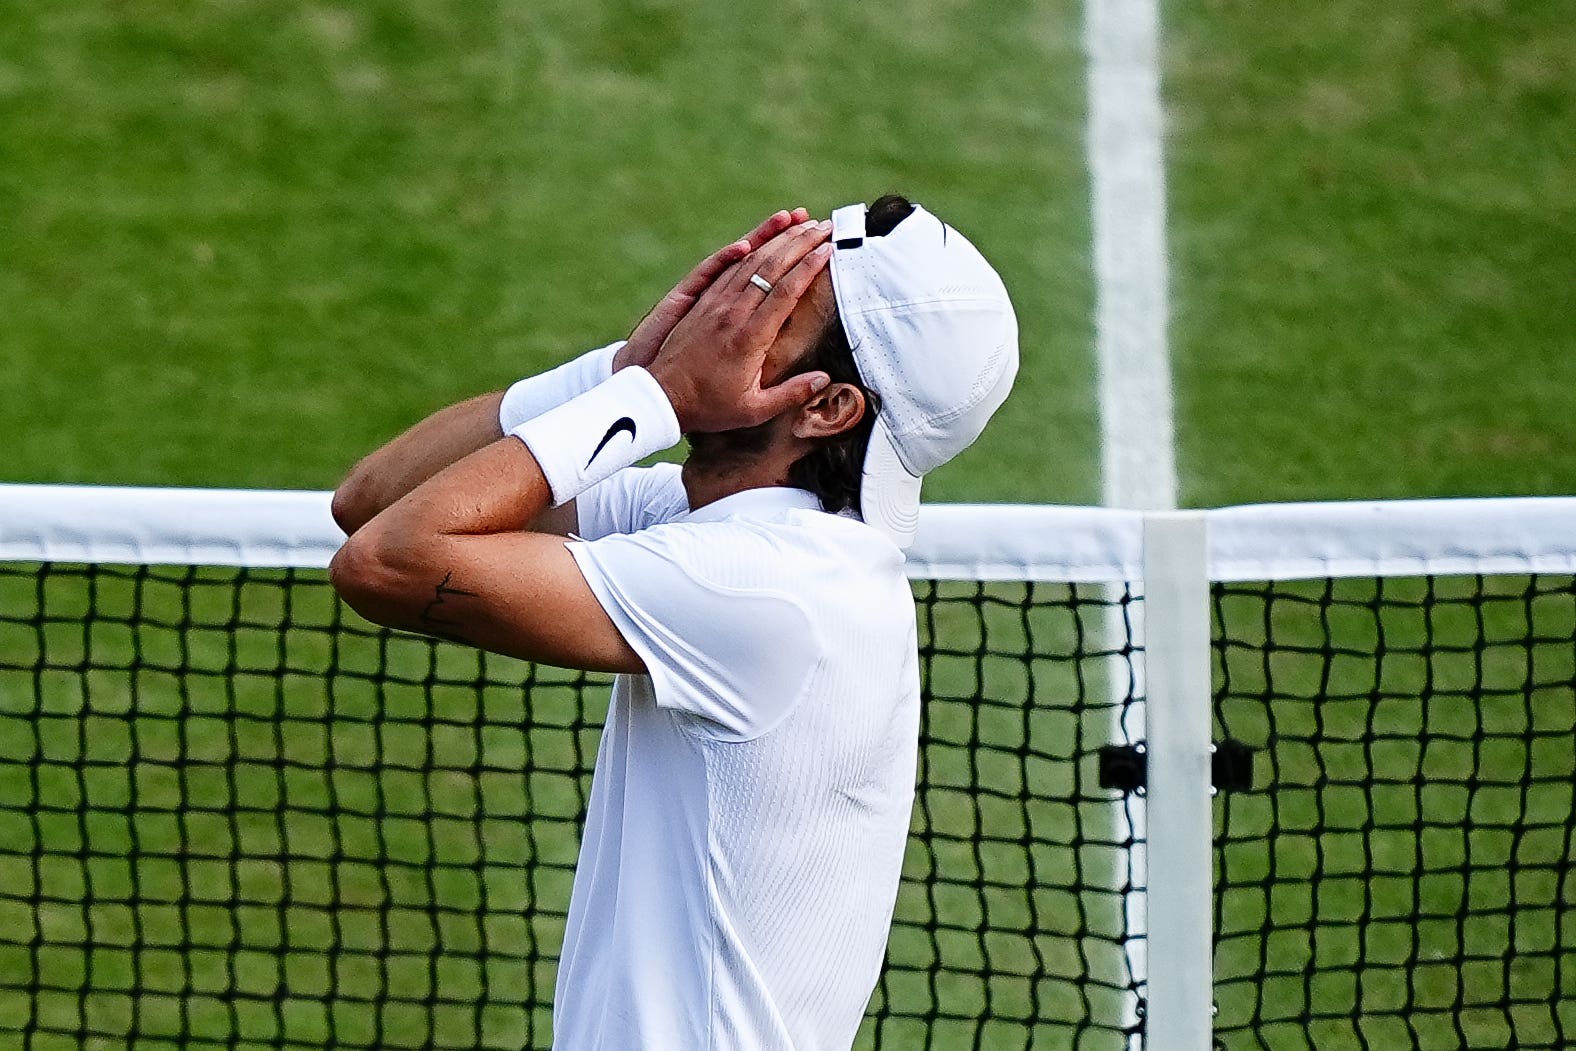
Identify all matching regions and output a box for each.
[509,366,681,506]
[498,341,623,432]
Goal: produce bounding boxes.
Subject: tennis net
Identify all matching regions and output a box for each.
[3,488,1574,1051]
[0,489,1142,1050]
[1212,573,1576,1050]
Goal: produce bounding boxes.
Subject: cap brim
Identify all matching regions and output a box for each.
[860,417,923,549]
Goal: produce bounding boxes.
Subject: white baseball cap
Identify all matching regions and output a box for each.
[828,201,1019,548]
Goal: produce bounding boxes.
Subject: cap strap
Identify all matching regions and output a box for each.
[830,203,867,250]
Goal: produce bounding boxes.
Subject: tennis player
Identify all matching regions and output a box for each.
[330,196,1017,1050]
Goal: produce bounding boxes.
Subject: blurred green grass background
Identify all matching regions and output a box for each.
[3,1,1573,502]
[1,0,1094,501]
[1167,0,1576,504]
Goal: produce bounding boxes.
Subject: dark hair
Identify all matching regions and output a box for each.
[785,194,916,515]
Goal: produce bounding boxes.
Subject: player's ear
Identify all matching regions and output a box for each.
[790,383,866,440]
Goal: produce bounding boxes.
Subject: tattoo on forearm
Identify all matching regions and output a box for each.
[419,570,479,641]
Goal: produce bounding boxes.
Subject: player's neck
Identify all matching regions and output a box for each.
[681,429,807,513]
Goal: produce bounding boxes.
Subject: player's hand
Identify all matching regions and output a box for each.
[614,207,812,372]
[648,218,833,433]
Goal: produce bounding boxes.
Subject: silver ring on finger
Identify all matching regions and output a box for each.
[749,273,773,294]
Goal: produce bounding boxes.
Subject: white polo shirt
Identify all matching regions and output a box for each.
[555,463,920,1051]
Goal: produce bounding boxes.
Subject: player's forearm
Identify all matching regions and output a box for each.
[330,433,642,672]
[330,438,553,630]
[332,392,505,536]
[334,365,679,649]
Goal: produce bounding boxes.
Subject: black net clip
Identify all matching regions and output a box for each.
[1098,739,1256,793]
[1098,743,1147,792]
[1211,739,1255,792]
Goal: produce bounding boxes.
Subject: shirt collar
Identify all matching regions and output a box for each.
[680,485,823,525]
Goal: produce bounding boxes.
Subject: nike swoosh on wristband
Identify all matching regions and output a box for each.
[586,417,638,467]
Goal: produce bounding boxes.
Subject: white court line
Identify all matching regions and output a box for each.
[1087,0,1177,513]
[1084,0,1177,1044]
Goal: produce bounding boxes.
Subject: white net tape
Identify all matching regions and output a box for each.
[5,485,1575,581]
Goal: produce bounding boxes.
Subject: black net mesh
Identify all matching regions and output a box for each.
[1213,575,1576,1051]
[0,563,1141,1050]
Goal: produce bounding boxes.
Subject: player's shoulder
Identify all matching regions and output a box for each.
[619,461,689,522]
[576,463,688,538]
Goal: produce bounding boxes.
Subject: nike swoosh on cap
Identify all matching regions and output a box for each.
[586,417,638,468]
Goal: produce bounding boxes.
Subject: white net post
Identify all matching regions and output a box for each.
[1140,512,1213,1051]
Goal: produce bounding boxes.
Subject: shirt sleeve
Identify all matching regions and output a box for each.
[573,463,688,541]
[567,522,821,741]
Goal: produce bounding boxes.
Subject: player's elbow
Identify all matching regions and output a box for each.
[330,470,379,537]
[329,526,427,627]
